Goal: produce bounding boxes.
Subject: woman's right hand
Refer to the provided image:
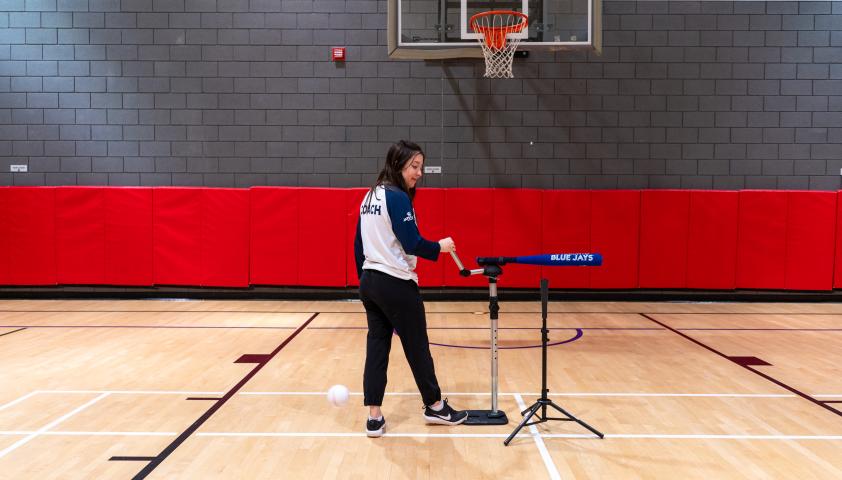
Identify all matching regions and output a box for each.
[438,237,455,253]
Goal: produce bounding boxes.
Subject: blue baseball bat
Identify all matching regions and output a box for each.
[476,253,602,267]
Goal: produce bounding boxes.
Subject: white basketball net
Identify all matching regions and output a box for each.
[471,11,528,79]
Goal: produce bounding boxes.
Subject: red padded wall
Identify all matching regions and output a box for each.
[444,189,494,287]
[202,188,249,287]
[686,191,739,289]
[413,188,446,288]
[786,192,835,290]
[836,192,842,288]
[1,187,56,285]
[590,190,640,288]
[153,188,202,286]
[2,186,841,292]
[736,191,787,289]
[346,188,369,288]
[298,188,346,286]
[104,187,153,286]
[0,188,7,284]
[638,190,690,288]
[56,187,106,285]
[541,190,590,288]
[250,187,299,286]
[493,189,542,288]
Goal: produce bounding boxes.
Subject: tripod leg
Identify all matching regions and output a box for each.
[504,402,542,446]
[547,401,605,438]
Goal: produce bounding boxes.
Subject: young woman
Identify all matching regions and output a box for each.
[354,140,468,437]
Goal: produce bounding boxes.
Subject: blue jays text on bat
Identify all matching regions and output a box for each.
[550,253,594,262]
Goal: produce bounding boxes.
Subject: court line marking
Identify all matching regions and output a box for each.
[130,312,320,480]
[1,431,840,441]
[0,310,323,314]
[23,389,841,398]
[5,310,842,315]
[431,328,583,350]
[641,313,842,419]
[195,432,515,438]
[238,391,800,398]
[514,393,562,480]
[0,392,110,459]
[0,325,297,330]
[0,327,26,337]
[0,391,40,412]
[6,323,842,333]
[36,390,226,395]
[0,431,178,436]
[546,434,842,440]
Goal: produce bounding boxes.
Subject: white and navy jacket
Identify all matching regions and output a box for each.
[354,184,440,283]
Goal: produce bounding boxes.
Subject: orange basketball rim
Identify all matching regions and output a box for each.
[470,10,529,50]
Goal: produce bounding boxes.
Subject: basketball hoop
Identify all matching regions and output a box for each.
[470,10,529,79]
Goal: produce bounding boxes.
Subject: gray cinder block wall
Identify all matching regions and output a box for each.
[0,0,841,190]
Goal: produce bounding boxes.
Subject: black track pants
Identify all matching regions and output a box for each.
[360,269,441,407]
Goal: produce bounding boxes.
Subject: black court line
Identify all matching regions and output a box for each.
[0,310,255,315]
[0,325,296,330]
[680,328,842,332]
[309,326,661,331]
[7,324,842,332]
[640,313,842,419]
[9,309,842,315]
[0,310,324,314]
[126,312,320,480]
[110,456,157,462]
[311,326,842,332]
[0,327,26,337]
[0,324,659,331]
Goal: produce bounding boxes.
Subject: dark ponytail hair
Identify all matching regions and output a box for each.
[367,140,424,204]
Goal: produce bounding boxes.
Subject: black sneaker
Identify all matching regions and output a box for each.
[423,398,468,426]
[366,416,386,437]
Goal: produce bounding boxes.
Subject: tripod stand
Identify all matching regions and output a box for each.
[504,278,604,445]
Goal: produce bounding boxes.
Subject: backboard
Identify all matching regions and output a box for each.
[388,0,601,59]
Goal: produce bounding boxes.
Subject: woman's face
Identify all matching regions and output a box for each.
[401,152,424,189]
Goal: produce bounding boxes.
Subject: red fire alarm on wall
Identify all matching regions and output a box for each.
[331,47,346,61]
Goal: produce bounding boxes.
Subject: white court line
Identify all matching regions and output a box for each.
[26,389,840,399]
[514,393,561,480]
[109,391,842,399]
[0,430,840,441]
[38,390,224,395]
[195,432,515,438]
[0,392,110,459]
[0,391,40,412]
[0,431,177,436]
[239,391,798,398]
[523,393,796,398]
[546,434,842,440]
[239,391,490,396]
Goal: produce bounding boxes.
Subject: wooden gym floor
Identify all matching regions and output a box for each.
[0,299,840,479]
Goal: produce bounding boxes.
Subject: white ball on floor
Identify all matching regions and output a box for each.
[327,384,350,407]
